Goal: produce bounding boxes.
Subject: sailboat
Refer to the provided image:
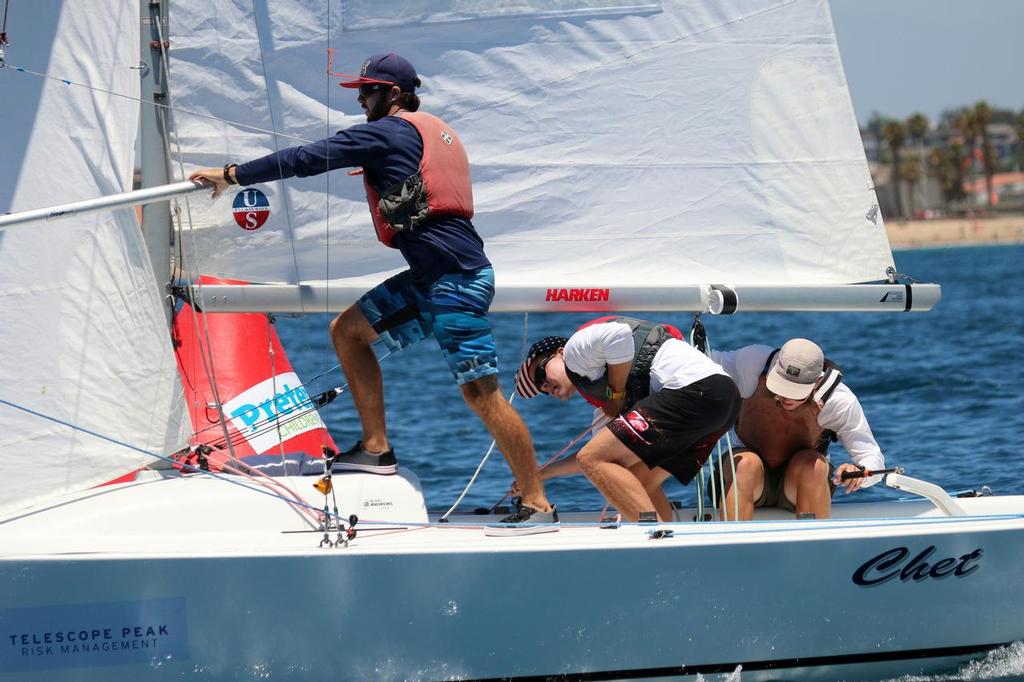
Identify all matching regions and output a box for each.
[2,1,1023,680]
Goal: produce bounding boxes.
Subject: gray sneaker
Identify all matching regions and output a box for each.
[331,441,398,475]
[484,502,559,537]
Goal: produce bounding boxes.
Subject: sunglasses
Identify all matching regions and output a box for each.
[534,354,555,392]
[358,83,388,98]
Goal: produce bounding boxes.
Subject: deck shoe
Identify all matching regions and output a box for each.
[331,441,398,475]
[483,501,559,537]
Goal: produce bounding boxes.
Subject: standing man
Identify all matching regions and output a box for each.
[190,53,555,532]
[514,317,740,521]
[710,339,886,520]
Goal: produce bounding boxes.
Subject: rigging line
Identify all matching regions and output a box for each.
[440,312,532,521]
[0,397,327,520]
[323,4,332,319]
[150,15,188,291]
[1,63,314,145]
[149,18,247,469]
[264,313,289,463]
[213,455,318,525]
[185,347,388,447]
[188,350,390,452]
[207,445,319,524]
[199,386,341,452]
[489,419,607,513]
[183,275,239,464]
[250,0,303,287]
[689,318,739,522]
[188,380,343,444]
[438,403,505,522]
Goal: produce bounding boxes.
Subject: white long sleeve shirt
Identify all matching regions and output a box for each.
[711,344,885,486]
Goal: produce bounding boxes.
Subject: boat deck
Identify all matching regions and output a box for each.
[2,469,1023,559]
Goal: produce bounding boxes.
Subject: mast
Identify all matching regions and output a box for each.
[139,0,173,324]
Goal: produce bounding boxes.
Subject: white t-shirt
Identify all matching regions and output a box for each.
[711,344,885,486]
[563,321,727,392]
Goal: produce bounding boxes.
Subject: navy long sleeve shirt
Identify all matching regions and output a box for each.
[235,116,489,288]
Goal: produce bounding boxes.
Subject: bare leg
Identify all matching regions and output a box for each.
[329,306,389,453]
[461,375,551,512]
[577,428,656,522]
[630,463,673,521]
[720,451,764,521]
[784,449,832,519]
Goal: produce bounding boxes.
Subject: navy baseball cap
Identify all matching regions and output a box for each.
[339,53,421,92]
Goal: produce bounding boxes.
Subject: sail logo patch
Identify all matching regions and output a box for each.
[232,188,270,230]
[223,372,326,453]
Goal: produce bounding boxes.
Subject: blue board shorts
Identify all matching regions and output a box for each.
[357,266,499,386]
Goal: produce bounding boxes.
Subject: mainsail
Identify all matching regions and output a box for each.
[167,0,934,313]
[0,1,189,513]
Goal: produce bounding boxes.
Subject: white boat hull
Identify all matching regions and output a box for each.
[2,472,1023,680]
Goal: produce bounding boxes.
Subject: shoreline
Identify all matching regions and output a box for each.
[885,214,1024,250]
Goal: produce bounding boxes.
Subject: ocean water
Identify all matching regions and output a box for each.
[274,243,1024,681]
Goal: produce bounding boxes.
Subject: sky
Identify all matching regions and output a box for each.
[829,0,1023,125]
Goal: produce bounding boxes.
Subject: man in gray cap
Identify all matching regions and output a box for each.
[709,339,886,520]
[190,53,555,533]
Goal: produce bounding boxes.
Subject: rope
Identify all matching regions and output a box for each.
[440,312,531,521]
[0,397,320,521]
[1,63,313,145]
[689,314,740,522]
[249,1,303,285]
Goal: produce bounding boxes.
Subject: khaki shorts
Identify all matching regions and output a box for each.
[755,455,837,512]
[707,451,836,512]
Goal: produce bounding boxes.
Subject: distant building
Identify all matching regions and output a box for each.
[964,172,1024,207]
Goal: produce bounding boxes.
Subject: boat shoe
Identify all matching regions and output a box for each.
[331,441,398,475]
[484,500,559,537]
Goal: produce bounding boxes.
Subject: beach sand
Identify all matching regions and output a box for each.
[886,214,1024,250]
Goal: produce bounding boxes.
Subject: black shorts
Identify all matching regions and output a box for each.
[607,374,741,485]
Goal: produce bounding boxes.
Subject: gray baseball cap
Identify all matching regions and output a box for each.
[766,339,824,400]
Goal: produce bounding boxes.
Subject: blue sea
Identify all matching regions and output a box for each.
[275,243,1024,682]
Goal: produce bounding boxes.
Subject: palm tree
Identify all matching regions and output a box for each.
[900,156,922,216]
[1015,109,1024,172]
[906,113,930,213]
[881,119,907,218]
[952,109,979,206]
[973,101,995,206]
[928,143,967,209]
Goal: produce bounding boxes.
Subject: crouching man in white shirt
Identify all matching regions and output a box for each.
[515,317,740,521]
[710,338,886,520]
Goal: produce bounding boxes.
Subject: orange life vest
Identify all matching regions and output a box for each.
[363,111,474,248]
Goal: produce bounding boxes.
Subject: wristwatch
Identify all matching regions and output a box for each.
[605,386,626,400]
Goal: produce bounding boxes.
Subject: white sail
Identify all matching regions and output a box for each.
[0,1,189,513]
[168,0,901,302]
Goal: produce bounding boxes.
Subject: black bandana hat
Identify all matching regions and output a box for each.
[514,336,569,399]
